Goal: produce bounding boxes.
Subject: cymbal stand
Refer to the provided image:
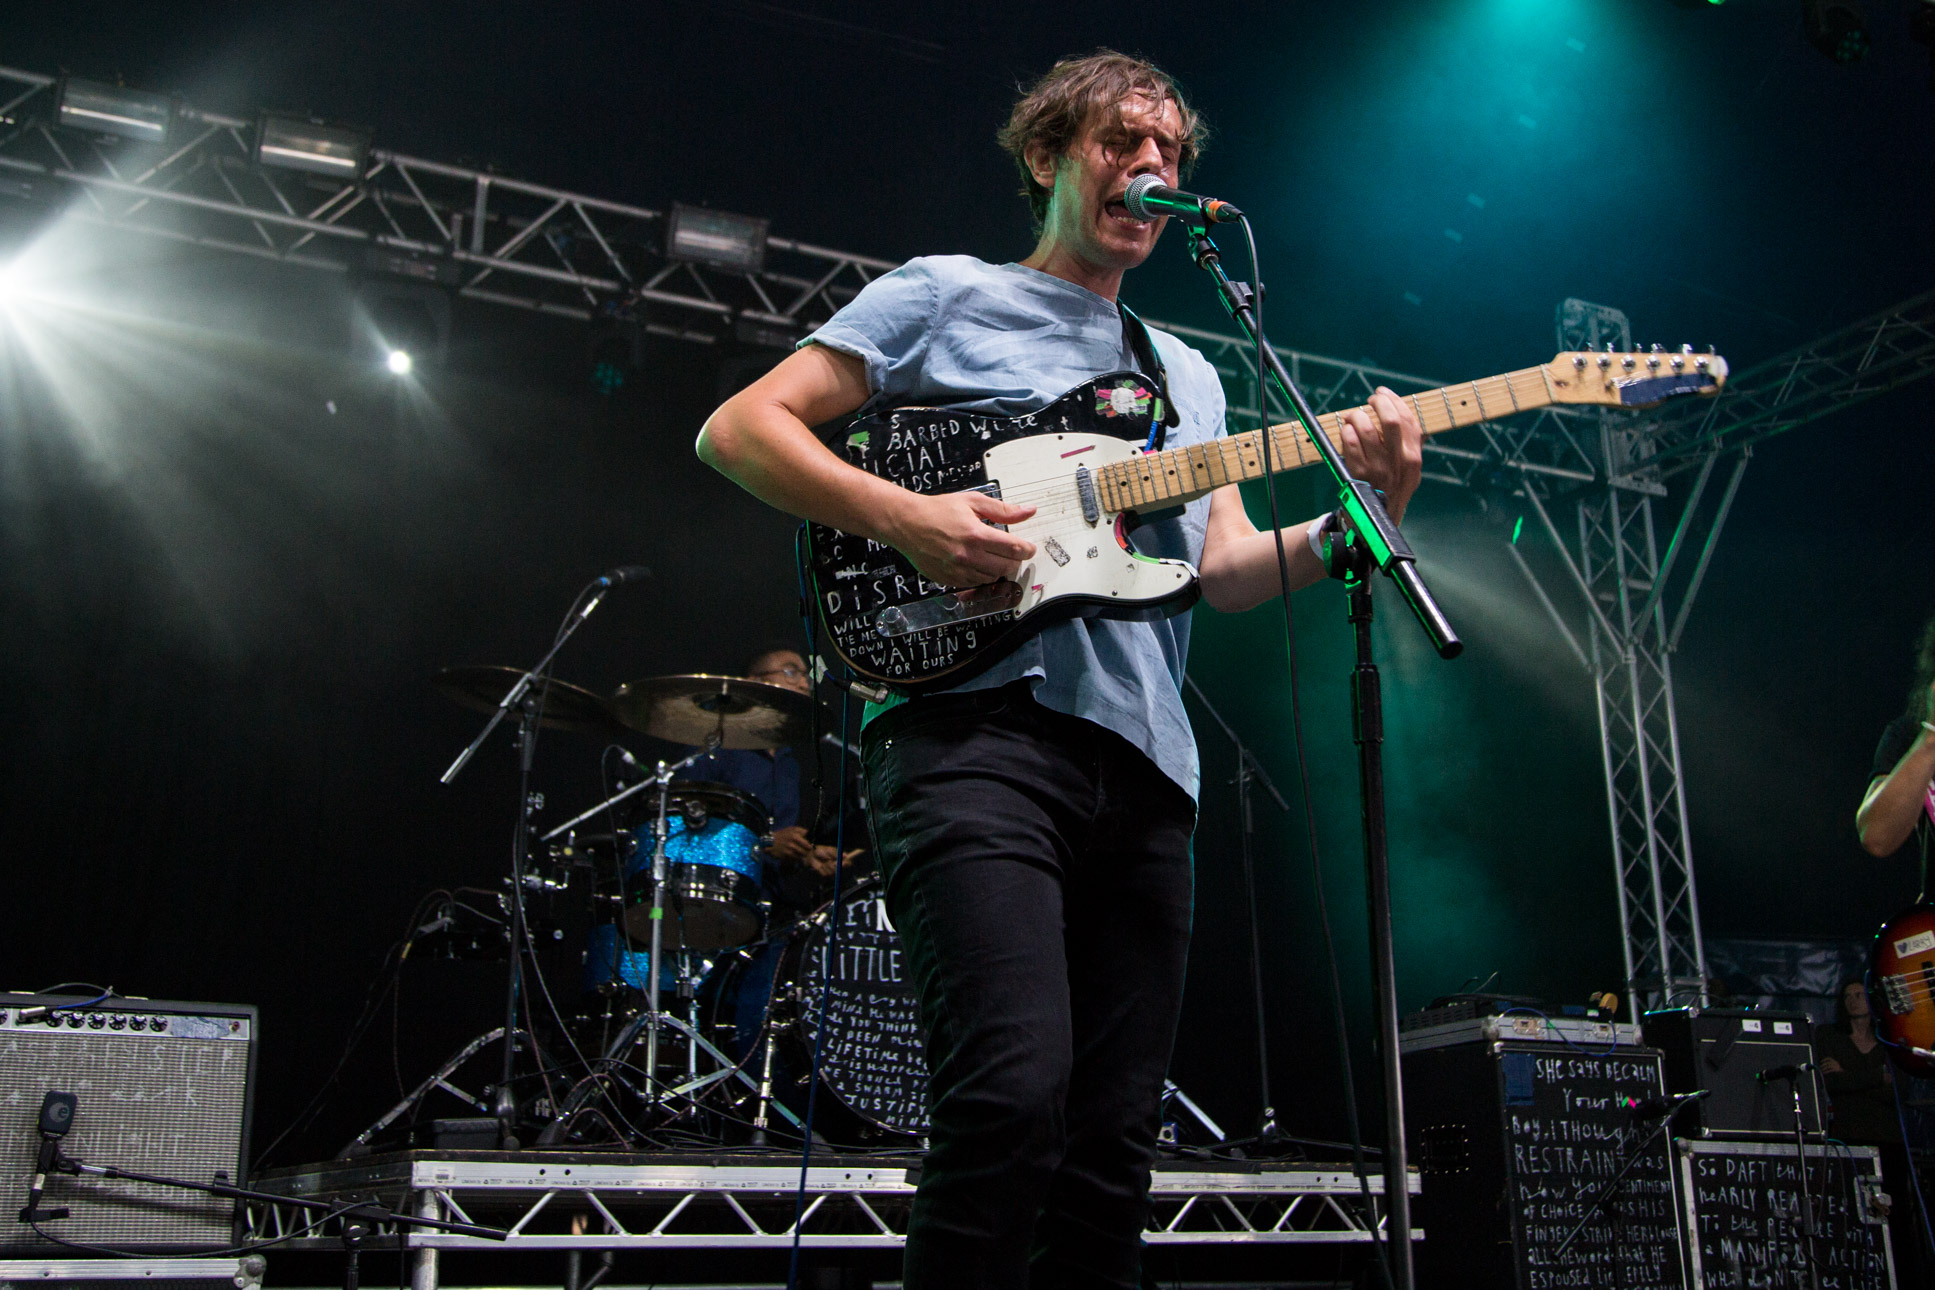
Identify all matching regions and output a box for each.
[1183,673,1291,1146]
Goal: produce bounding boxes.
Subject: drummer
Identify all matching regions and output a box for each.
[677,643,865,911]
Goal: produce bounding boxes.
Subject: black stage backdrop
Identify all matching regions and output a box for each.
[0,0,1932,1164]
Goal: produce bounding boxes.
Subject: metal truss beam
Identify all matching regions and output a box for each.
[1636,288,1935,476]
[0,66,894,343]
[246,1157,1417,1277]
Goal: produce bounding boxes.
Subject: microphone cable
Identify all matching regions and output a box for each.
[1236,211,1395,1290]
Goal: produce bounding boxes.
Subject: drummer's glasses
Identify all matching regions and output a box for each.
[752,664,806,680]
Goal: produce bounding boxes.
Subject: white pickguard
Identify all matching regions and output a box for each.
[983,431,1196,618]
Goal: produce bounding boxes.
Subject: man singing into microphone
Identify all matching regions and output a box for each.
[697,50,1424,1288]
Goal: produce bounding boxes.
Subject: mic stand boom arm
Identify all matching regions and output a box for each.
[1180,224,1460,660]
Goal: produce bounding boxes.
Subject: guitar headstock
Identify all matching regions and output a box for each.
[1543,345,1729,408]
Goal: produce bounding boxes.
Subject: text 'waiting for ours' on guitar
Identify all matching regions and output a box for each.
[807,347,1730,695]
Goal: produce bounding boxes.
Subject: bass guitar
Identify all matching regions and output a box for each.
[807,347,1729,695]
[1869,903,1935,1077]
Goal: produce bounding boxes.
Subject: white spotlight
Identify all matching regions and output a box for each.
[385,348,413,375]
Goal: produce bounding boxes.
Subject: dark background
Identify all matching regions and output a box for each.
[1,0,1931,1164]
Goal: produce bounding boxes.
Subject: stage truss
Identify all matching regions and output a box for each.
[245,1153,1417,1289]
[6,62,1935,1013]
[0,66,893,345]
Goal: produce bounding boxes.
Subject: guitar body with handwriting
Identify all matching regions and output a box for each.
[807,348,1729,695]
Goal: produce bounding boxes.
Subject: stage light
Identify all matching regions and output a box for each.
[254,113,371,177]
[54,77,173,144]
[665,203,769,274]
[386,348,413,375]
[1803,0,1870,63]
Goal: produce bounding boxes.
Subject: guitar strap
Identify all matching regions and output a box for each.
[1118,300,1180,452]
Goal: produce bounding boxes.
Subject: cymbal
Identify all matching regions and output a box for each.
[434,666,625,737]
[608,674,812,750]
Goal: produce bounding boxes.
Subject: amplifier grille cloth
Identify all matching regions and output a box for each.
[0,1024,248,1251]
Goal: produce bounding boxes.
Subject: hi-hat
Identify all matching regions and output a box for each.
[434,666,625,737]
[608,674,812,750]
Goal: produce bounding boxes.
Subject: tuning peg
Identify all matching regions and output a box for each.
[1573,355,1587,370]
[1598,354,1613,369]
[1622,355,1636,370]
[1695,355,1710,372]
[1671,351,1685,371]
[1650,342,1664,352]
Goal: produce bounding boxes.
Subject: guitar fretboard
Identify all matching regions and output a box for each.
[1095,365,1558,513]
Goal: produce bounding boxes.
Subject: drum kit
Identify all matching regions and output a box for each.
[388,664,928,1153]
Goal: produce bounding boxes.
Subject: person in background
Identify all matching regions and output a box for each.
[1816,978,1926,1281]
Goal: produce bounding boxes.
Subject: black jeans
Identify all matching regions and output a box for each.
[861,684,1196,1290]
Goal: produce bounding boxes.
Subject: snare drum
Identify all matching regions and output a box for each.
[622,781,771,952]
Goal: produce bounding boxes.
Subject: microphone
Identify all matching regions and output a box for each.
[812,656,891,705]
[1122,174,1243,225]
[594,565,652,588]
[575,565,653,622]
[1755,1062,1816,1084]
[19,1091,76,1224]
[1623,1088,1710,1121]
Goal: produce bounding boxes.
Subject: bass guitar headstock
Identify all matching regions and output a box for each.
[1543,345,1729,409]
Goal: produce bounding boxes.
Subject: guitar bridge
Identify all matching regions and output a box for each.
[1881,973,1914,1016]
[875,583,1023,638]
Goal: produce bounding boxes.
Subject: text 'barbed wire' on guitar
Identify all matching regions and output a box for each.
[808,347,1730,695]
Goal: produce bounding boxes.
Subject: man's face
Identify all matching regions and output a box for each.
[1029,93,1185,276]
[747,650,811,696]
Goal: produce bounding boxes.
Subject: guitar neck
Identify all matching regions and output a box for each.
[1095,364,1558,513]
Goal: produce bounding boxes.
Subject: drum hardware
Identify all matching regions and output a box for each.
[533,746,798,1146]
[341,1027,539,1156]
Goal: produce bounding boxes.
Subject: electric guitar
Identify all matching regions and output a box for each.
[807,347,1730,695]
[1869,903,1935,1076]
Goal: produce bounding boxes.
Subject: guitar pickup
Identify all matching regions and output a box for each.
[1075,465,1099,526]
[875,583,1023,638]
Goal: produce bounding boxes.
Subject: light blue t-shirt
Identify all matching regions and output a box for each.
[803,255,1226,801]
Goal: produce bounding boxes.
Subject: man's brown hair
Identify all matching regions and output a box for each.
[996,49,1207,229]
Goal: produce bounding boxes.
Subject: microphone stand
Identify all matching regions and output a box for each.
[437,577,617,1146]
[1177,219,1465,1290]
[1551,1093,1704,1262]
[1183,673,1291,1145]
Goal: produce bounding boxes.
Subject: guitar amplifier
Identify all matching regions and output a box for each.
[1640,1007,1823,1138]
[0,993,257,1252]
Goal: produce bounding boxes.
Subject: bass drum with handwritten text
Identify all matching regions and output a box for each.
[706,879,929,1141]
